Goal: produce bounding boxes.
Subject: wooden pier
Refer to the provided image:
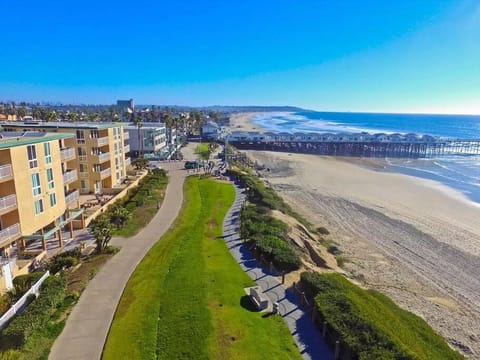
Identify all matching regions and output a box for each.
[228,139,480,158]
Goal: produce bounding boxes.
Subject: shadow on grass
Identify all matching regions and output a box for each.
[240,295,257,312]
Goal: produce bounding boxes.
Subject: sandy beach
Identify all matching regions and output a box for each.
[229,112,266,132]
[233,113,480,357]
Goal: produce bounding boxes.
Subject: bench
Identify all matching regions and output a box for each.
[248,286,270,311]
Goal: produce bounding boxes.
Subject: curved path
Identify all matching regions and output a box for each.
[50,161,187,360]
[223,182,333,360]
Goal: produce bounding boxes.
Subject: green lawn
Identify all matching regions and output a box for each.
[195,143,211,160]
[103,177,301,360]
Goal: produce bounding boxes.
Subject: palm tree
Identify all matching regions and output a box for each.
[134,113,144,158]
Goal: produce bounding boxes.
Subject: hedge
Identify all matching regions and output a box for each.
[240,204,300,272]
[228,168,313,230]
[300,272,464,360]
[1,275,67,349]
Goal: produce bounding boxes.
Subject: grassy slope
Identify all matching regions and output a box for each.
[103,177,300,360]
[314,273,463,360]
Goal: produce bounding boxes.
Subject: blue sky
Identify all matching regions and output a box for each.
[1,0,479,113]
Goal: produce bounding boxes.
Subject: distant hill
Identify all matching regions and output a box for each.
[136,105,310,113]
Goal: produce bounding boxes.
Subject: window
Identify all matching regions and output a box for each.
[76,130,85,144]
[27,145,38,168]
[80,163,88,174]
[90,130,99,139]
[81,180,89,193]
[44,143,51,164]
[93,164,101,172]
[31,173,41,196]
[49,193,57,207]
[46,168,54,189]
[34,199,44,214]
[78,147,87,161]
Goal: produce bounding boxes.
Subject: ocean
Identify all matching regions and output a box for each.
[251,111,480,204]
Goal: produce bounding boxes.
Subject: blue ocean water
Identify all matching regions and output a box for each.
[251,111,480,204]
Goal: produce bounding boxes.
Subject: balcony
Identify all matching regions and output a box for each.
[0,223,21,245]
[65,189,79,205]
[124,144,130,153]
[0,164,13,182]
[123,132,130,140]
[101,168,111,179]
[60,147,76,162]
[92,152,110,163]
[63,169,78,184]
[92,136,109,147]
[0,194,17,214]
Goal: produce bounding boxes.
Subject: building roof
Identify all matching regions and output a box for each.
[3,121,122,130]
[0,131,74,149]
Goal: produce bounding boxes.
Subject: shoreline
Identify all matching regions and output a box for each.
[228,113,480,356]
[243,150,480,357]
[229,112,480,209]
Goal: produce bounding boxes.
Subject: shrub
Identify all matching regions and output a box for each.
[12,273,43,295]
[1,275,66,349]
[48,255,79,274]
[241,205,301,272]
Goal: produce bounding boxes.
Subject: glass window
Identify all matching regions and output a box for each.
[78,147,87,161]
[44,143,51,164]
[76,130,85,144]
[47,168,54,189]
[31,173,41,196]
[27,145,38,168]
[80,163,88,173]
[49,193,57,207]
[34,199,44,214]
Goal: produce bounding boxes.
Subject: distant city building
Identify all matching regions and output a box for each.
[116,99,134,114]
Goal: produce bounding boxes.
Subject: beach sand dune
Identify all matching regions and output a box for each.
[245,150,480,357]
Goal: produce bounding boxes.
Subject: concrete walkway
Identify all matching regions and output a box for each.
[223,182,333,360]
[49,161,187,360]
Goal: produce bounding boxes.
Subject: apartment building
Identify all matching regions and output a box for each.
[123,122,167,156]
[2,122,130,195]
[0,131,82,292]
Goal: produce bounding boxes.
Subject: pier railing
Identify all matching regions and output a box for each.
[228,139,480,158]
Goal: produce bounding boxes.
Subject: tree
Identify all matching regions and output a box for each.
[90,213,114,253]
[17,106,27,119]
[133,113,144,157]
[110,206,131,229]
[132,157,148,170]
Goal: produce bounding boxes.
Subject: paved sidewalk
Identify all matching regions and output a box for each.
[223,182,333,360]
[49,162,187,360]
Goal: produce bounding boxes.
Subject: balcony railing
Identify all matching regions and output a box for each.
[92,136,109,147]
[101,168,111,179]
[63,169,78,184]
[124,144,130,153]
[65,189,79,205]
[92,152,110,163]
[60,148,75,162]
[0,164,13,181]
[123,132,130,140]
[0,223,21,244]
[0,194,17,213]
